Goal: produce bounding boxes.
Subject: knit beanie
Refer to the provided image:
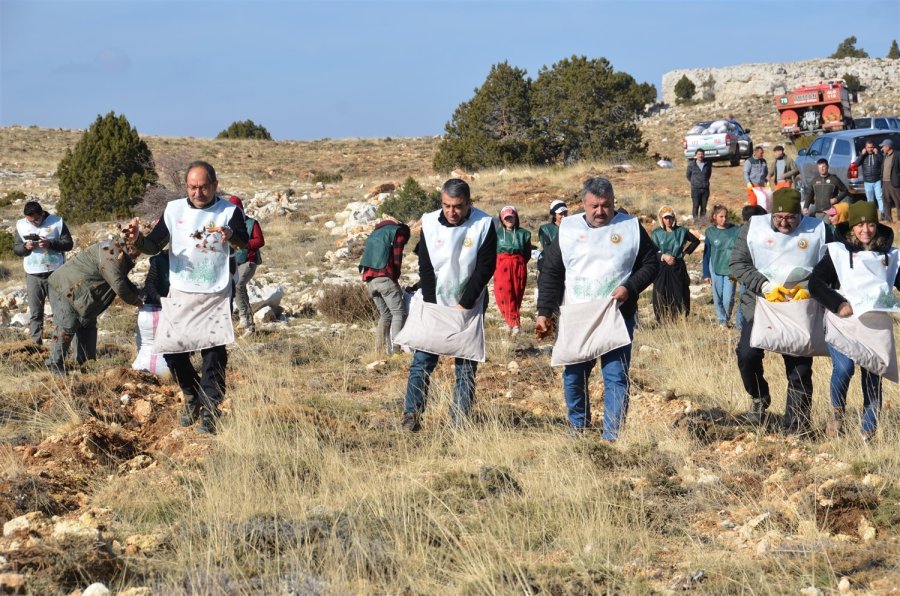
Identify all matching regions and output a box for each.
[848,201,878,228]
[771,188,801,214]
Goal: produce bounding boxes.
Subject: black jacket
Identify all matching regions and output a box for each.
[809,222,898,313]
[686,160,712,189]
[537,217,659,319]
[854,151,884,183]
[416,211,498,309]
[803,174,849,212]
[886,151,900,188]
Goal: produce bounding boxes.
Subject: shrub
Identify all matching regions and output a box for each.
[433,61,532,171]
[56,112,157,224]
[843,73,862,93]
[216,120,272,140]
[311,170,343,184]
[0,230,14,259]
[674,75,696,104]
[530,55,656,164]
[377,176,441,223]
[889,40,900,59]
[830,36,869,59]
[1,190,27,208]
[317,284,377,323]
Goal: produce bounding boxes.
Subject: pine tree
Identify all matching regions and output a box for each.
[830,36,869,59]
[216,119,272,140]
[56,112,157,224]
[888,40,900,59]
[529,55,656,164]
[433,62,532,171]
[674,75,697,104]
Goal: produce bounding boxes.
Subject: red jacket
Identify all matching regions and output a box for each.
[228,195,266,263]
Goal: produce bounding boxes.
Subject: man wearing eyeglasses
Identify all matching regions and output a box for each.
[729,188,832,434]
[124,161,248,434]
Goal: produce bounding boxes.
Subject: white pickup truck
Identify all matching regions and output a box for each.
[682,119,753,166]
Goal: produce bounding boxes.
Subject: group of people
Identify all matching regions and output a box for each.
[13,153,897,443]
[12,161,265,434]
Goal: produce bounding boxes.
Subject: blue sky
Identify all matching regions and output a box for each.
[1,0,898,140]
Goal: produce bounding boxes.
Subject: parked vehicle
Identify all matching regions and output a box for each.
[773,81,853,139]
[853,116,900,130]
[682,119,752,166]
[795,128,900,196]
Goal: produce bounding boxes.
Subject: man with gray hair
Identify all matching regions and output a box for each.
[535,177,658,440]
[395,178,497,432]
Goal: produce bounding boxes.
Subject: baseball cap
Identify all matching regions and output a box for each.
[500,205,517,220]
[880,138,894,148]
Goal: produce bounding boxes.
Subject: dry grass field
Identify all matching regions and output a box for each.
[0,118,898,595]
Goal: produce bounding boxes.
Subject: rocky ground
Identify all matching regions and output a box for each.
[1,89,899,594]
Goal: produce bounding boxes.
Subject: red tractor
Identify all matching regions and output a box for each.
[774,80,853,139]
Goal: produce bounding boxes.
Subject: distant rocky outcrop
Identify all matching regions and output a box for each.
[661,58,900,105]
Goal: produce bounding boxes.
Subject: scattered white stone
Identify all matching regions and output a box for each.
[366,360,386,371]
[119,394,131,406]
[82,582,111,596]
[639,344,661,354]
[10,313,28,327]
[506,360,519,374]
[3,514,33,537]
[837,577,851,593]
[799,587,823,596]
[51,519,100,541]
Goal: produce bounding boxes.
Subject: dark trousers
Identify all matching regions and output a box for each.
[164,345,228,410]
[735,319,814,431]
[883,181,900,222]
[691,187,710,220]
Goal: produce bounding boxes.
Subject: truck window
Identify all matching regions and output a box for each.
[833,140,851,156]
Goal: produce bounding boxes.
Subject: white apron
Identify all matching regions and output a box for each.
[420,208,493,306]
[748,214,828,355]
[152,286,235,354]
[823,243,900,380]
[164,198,236,293]
[16,215,65,274]
[551,213,638,366]
[394,290,486,362]
[395,208,492,360]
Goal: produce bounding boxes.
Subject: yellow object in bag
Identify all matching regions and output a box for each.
[765,286,790,302]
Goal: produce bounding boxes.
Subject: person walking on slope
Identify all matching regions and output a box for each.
[494,205,531,335]
[12,201,74,345]
[743,146,769,206]
[650,205,699,322]
[809,201,900,442]
[124,161,249,434]
[227,196,266,337]
[537,200,568,275]
[359,216,411,355]
[536,177,658,440]
[702,204,740,328]
[686,149,712,222]
[393,179,497,432]
[729,188,832,434]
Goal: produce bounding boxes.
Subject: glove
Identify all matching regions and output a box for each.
[765,284,791,302]
[792,288,810,301]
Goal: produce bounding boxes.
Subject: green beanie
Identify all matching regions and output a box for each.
[848,201,878,227]
[772,188,802,214]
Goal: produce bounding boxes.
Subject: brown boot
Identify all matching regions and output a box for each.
[825,408,844,439]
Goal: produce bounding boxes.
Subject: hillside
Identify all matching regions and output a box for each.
[1,83,899,594]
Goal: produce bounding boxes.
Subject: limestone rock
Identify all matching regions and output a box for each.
[51,519,100,542]
[82,583,111,596]
[0,573,26,591]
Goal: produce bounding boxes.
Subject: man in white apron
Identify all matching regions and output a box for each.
[124,161,249,434]
[12,201,74,345]
[730,188,832,434]
[535,178,659,440]
[397,178,497,432]
[809,200,900,441]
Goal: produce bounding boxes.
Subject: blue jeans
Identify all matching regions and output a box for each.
[403,350,477,423]
[711,273,735,325]
[561,316,635,440]
[828,345,882,434]
[864,181,885,215]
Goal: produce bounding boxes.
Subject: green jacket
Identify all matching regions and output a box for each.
[496,226,532,261]
[538,223,559,250]
[48,241,142,321]
[702,224,740,277]
[651,226,699,260]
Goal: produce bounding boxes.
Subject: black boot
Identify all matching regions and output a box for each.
[783,391,813,436]
[179,393,202,427]
[743,398,768,424]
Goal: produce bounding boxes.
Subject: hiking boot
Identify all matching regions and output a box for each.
[401,412,421,433]
[179,400,201,427]
[743,399,767,424]
[197,408,219,435]
[46,362,66,377]
[825,408,844,439]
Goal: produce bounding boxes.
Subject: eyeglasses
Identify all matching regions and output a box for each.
[188,183,214,193]
[772,214,799,224]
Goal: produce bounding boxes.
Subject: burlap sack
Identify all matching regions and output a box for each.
[750,298,828,357]
[551,297,631,367]
[825,310,898,382]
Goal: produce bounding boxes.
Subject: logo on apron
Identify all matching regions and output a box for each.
[610,233,622,244]
[797,239,809,250]
[463,237,473,248]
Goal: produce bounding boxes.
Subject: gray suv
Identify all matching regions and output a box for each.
[795,128,900,196]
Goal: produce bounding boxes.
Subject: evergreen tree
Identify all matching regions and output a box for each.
[216,119,273,140]
[888,40,900,59]
[433,62,532,171]
[830,36,869,59]
[674,75,697,104]
[529,55,656,164]
[56,112,157,224]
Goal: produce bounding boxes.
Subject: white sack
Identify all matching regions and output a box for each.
[750,298,828,357]
[551,297,631,367]
[825,310,898,382]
